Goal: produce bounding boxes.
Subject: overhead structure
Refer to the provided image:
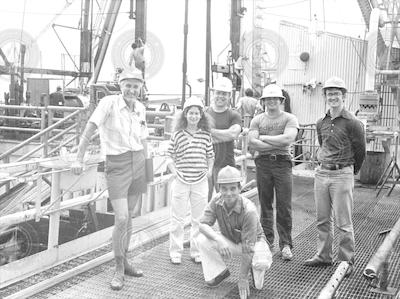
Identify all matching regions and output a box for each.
[80,0,92,75]
[135,0,147,43]
[91,0,123,83]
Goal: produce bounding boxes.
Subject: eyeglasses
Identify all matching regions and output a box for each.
[326,91,343,97]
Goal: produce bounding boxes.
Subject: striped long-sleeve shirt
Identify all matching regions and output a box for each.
[167,129,214,184]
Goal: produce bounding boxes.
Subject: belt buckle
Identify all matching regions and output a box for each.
[270,154,277,161]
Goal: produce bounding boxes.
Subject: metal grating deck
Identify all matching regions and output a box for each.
[224,185,400,298]
[4,177,400,299]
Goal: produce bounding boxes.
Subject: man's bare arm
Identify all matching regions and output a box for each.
[258,127,298,146]
[211,124,241,143]
[248,130,278,151]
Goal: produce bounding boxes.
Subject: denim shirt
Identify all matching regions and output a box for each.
[316,108,366,174]
[200,194,266,253]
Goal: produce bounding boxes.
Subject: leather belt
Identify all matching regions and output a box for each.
[259,154,291,161]
[320,163,352,170]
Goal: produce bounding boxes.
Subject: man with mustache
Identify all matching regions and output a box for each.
[304,77,366,277]
[249,84,298,261]
[71,70,147,290]
[196,166,272,299]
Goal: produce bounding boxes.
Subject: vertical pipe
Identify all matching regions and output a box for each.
[19,44,26,105]
[35,175,42,222]
[129,0,135,19]
[230,0,241,61]
[365,8,381,91]
[80,0,91,74]
[47,171,61,249]
[205,0,211,106]
[181,0,189,107]
[135,0,147,42]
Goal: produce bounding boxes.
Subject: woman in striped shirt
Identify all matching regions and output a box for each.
[167,96,214,264]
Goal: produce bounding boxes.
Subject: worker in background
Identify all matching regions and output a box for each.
[236,88,258,128]
[304,77,366,277]
[49,86,65,118]
[128,38,146,79]
[71,70,147,291]
[49,86,65,106]
[196,166,272,299]
[205,77,242,201]
[166,96,214,265]
[248,84,299,261]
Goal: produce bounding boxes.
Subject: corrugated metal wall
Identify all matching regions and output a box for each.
[278,21,367,124]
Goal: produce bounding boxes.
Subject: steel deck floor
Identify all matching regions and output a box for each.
[10,177,400,298]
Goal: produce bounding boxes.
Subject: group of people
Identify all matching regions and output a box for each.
[72,70,366,298]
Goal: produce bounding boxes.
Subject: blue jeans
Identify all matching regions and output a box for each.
[255,158,293,249]
[314,166,355,263]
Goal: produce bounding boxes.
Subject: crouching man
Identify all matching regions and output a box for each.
[196,165,272,299]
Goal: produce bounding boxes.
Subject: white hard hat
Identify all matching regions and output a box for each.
[118,70,143,83]
[217,166,242,184]
[211,77,233,93]
[183,96,204,110]
[322,76,347,92]
[260,84,285,100]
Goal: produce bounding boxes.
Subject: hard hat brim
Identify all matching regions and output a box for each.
[260,95,285,100]
[119,77,144,83]
[210,87,232,93]
[322,85,347,92]
[217,178,242,184]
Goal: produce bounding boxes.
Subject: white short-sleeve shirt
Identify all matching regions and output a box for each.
[89,95,148,155]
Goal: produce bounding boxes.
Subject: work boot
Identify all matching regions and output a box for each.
[304,255,333,267]
[281,245,293,261]
[124,250,144,277]
[205,269,230,288]
[110,271,124,290]
[110,257,125,290]
[124,262,144,277]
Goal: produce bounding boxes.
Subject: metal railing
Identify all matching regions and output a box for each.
[291,124,319,166]
[0,105,88,162]
[0,105,88,194]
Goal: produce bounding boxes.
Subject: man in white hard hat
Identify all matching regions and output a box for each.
[265,75,292,113]
[206,77,242,201]
[249,84,299,261]
[197,166,272,299]
[304,77,365,277]
[71,70,147,290]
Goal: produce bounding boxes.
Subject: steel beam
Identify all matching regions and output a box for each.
[135,0,147,42]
